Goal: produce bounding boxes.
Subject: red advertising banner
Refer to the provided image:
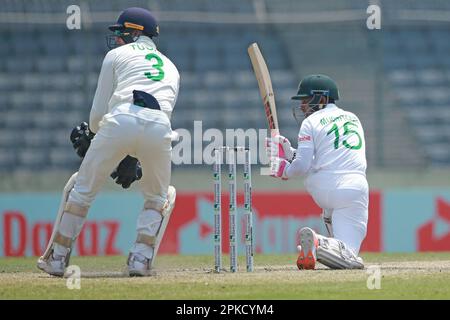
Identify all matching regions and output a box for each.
[2,211,122,257]
[1,191,382,256]
[417,197,450,251]
[160,191,382,254]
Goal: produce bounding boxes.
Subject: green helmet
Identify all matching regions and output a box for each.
[291,74,339,101]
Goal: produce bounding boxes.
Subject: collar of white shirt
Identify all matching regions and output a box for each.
[315,103,338,114]
[136,35,156,48]
[313,103,338,117]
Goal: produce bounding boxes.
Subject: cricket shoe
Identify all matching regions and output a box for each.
[296,227,319,270]
[37,253,67,277]
[127,252,154,277]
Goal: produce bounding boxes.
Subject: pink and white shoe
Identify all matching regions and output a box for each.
[296,227,319,270]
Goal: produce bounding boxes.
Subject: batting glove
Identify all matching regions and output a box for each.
[270,156,289,180]
[265,135,295,161]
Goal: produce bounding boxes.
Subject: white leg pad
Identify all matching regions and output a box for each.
[38,172,81,274]
[150,185,176,268]
[130,210,162,259]
[41,172,78,261]
[316,237,364,269]
[53,212,86,257]
[129,186,177,268]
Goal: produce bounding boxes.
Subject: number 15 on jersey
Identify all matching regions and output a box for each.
[326,121,363,150]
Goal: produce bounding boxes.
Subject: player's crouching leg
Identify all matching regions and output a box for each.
[297,227,364,270]
[127,186,176,276]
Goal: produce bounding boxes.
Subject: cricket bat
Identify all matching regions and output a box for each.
[247,42,279,135]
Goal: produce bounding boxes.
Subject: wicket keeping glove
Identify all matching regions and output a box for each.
[70,122,95,158]
[110,155,143,189]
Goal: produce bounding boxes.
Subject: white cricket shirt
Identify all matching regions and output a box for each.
[295,103,367,176]
[89,36,180,133]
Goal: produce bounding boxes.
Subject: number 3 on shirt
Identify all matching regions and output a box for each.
[327,121,362,150]
[144,53,164,81]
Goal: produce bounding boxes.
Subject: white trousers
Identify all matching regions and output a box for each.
[54,104,173,257]
[69,104,173,210]
[305,172,369,255]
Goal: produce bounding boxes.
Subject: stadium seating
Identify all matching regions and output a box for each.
[384,26,450,165]
[0,0,449,173]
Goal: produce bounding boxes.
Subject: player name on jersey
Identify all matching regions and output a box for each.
[319,114,360,126]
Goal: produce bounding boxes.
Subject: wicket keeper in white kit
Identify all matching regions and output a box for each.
[37,8,180,276]
[268,74,368,269]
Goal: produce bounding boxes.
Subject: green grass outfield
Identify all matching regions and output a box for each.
[1,253,450,299]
